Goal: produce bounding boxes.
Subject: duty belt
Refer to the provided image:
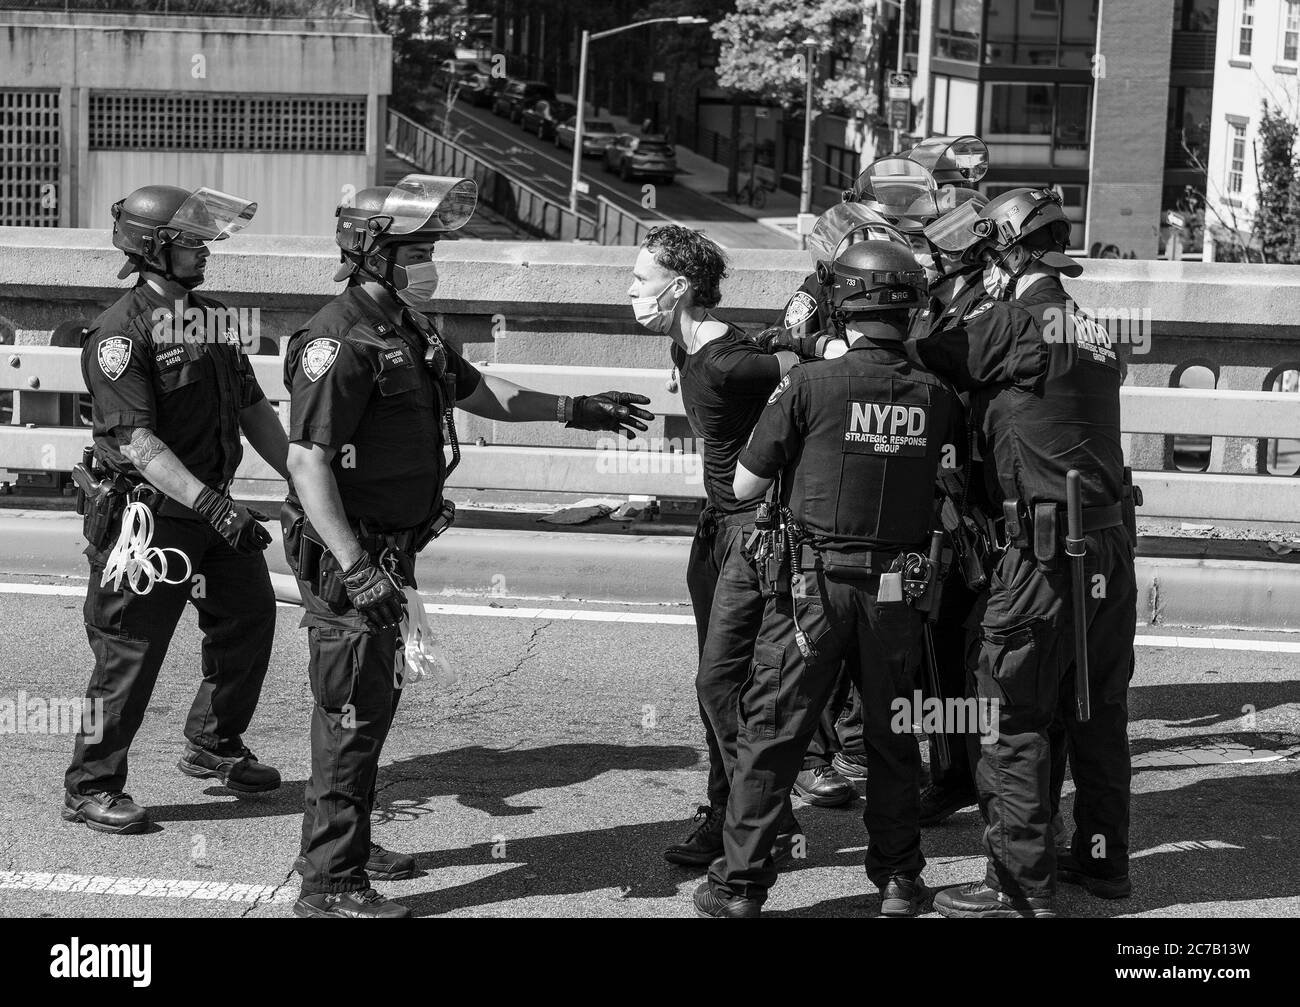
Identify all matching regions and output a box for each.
[699,506,759,538]
[995,497,1125,560]
[796,544,902,576]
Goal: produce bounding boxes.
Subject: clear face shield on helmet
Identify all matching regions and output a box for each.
[380,174,478,238]
[159,187,258,248]
[807,203,910,268]
[849,157,942,226]
[920,199,994,287]
[904,135,989,186]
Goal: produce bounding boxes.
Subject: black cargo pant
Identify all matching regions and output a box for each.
[688,510,839,807]
[711,562,925,901]
[970,526,1135,899]
[295,547,415,896]
[65,514,276,796]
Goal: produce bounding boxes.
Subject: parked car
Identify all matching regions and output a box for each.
[463,72,507,108]
[603,134,677,183]
[492,79,557,122]
[435,58,489,92]
[519,99,577,141]
[554,117,620,156]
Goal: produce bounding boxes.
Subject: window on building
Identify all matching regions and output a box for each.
[1284,0,1300,60]
[1239,0,1255,56]
[823,144,857,189]
[930,75,979,135]
[933,0,982,61]
[1175,0,1220,32]
[1228,121,1246,193]
[987,0,1059,66]
[987,83,1054,135]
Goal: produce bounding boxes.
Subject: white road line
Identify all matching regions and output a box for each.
[3,581,1299,648]
[0,870,295,904]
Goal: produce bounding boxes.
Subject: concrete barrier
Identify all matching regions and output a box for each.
[2,229,1299,523]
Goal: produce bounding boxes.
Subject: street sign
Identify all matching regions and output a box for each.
[889,97,910,132]
[1166,210,1186,230]
[889,71,911,88]
[652,71,666,83]
[574,180,590,195]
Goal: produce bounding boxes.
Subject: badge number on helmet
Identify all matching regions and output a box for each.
[98,337,132,381]
[303,337,341,382]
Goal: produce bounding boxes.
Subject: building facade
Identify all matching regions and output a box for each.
[0,9,392,236]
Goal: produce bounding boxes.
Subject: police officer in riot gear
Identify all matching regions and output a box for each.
[64,184,289,834]
[286,175,653,918]
[919,188,1138,918]
[694,240,964,918]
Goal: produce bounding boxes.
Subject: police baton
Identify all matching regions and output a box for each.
[920,528,951,773]
[1065,470,1091,722]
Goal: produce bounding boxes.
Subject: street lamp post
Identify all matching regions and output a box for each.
[878,0,909,150]
[799,37,818,247]
[569,15,709,216]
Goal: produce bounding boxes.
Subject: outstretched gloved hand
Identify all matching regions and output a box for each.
[566,391,655,440]
[194,487,272,554]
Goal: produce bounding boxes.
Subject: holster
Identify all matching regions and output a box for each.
[72,450,126,551]
[1002,498,1030,549]
[413,498,456,554]
[1033,502,1058,565]
[281,496,346,607]
[1121,466,1142,545]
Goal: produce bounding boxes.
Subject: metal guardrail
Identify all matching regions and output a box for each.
[387,110,649,246]
[3,347,1299,521]
[388,110,595,243]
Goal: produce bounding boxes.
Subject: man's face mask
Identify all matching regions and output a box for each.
[394,260,440,307]
[632,277,686,334]
[983,257,1013,299]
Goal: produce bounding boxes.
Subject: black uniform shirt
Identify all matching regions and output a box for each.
[82,281,264,488]
[740,328,964,555]
[914,274,1124,510]
[670,322,782,515]
[285,285,482,530]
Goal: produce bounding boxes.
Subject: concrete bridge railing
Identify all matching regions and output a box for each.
[2,228,1299,524]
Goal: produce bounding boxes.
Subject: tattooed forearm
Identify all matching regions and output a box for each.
[117,426,168,470]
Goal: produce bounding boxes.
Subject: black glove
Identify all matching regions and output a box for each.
[339,553,406,631]
[194,486,272,554]
[754,326,823,359]
[566,390,654,440]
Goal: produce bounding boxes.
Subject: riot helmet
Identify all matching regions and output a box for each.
[111,185,256,284]
[817,239,927,336]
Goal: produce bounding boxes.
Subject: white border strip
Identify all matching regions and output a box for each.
[0,870,294,904]
[3,582,1299,649]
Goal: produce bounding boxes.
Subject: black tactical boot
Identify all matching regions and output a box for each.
[178,743,281,794]
[664,804,725,867]
[293,887,412,918]
[793,765,855,807]
[878,874,931,917]
[933,881,1057,918]
[62,791,149,835]
[693,881,762,918]
[1057,851,1132,899]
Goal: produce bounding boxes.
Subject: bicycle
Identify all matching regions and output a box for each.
[732,164,774,209]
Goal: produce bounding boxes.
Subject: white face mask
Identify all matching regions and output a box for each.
[632,278,685,334]
[983,259,1012,299]
[395,260,440,307]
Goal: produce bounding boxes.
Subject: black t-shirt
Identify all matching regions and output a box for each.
[914,275,1124,510]
[740,332,965,554]
[285,285,482,530]
[82,281,264,489]
[670,321,782,514]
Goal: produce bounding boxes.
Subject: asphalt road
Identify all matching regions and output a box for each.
[430,98,798,250]
[1,523,1297,919]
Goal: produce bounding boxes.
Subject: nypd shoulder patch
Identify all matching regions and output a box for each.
[97,336,132,381]
[767,373,791,405]
[964,301,994,321]
[302,337,341,382]
[783,291,818,328]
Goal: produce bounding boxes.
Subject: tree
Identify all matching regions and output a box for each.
[711,0,884,194]
[1255,100,1300,264]
[373,0,462,117]
[712,0,882,120]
